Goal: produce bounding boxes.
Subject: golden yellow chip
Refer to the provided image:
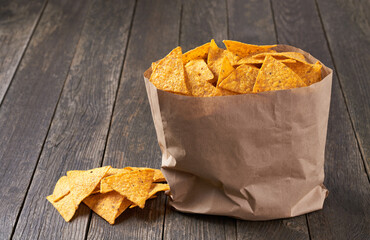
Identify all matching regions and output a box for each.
[217,56,235,87]
[252,52,306,62]
[182,42,210,64]
[66,166,111,208]
[184,60,218,97]
[284,61,322,86]
[253,55,306,92]
[207,39,225,82]
[47,192,76,222]
[223,40,276,58]
[237,57,296,65]
[130,183,170,208]
[219,64,259,94]
[100,169,130,194]
[83,191,130,225]
[150,47,189,95]
[47,176,70,202]
[124,167,166,183]
[104,169,154,209]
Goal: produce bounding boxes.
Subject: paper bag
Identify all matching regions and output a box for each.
[143,45,332,220]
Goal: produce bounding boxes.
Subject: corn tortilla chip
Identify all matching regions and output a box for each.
[217,56,235,87]
[124,167,166,183]
[253,55,306,92]
[66,166,111,208]
[130,183,170,208]
[252,52,306,62]
[104,169,154,209]
[47,193,76,222]
[83,191,129,225]
[47,176,70,202]
[219,64,259,94]
[207,39,225,82]
[100,168,130,193]
[150,47,189,94]
[237,57,296,66]
[185,60,218,97]
[182,42,210,64]
[223,40,276,58]
[284,61,322,85]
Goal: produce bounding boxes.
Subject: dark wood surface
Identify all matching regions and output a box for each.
[0,0,368,239]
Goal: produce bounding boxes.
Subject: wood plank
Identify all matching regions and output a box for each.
[86,0,181,239]
[11,0,136,239]
[0,0,46,104]
[316,0,370,174]
[227,0,310,239]
[271,0,370,239]
[163,1,237,240]
[0,0,90,239]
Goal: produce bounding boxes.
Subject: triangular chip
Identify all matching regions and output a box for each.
[115,197,132,219]
[47,192,76,222]
[124,167,166,183]
[104,169,154,209]
[284,61,322,86]
[47,176,70,202]
[207,39,225,82]
[237,56,296,66]
[149,47,189,94]
[252,52,306,62]
[66,166,111,208]
[100,168,130,194]
[219,64,259,94]
[217,56,235,87]
[83,191,130,225]
[130,183,170,208]
[182,42,210,64]
[253,55,306,92]
[223,40,276,58]
[184,60,218,97]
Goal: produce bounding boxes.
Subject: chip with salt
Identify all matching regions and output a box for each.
[47,192,76,222]
[149,47,189,95]
[104,169,154,209]
[219,64,259,94]
[124,167,166,183]
[253,55,306,92]
[47,176,70,202]
[223,40,276,58]
[184,60,218,97]
[284,61,322,86]
[130,183,170,208]
[83,191,131,225]
[183,42,210,64]
[100,168,130,194]
[217,56,235,87]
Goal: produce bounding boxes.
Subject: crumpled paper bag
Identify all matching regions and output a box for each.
[143,45,332,220]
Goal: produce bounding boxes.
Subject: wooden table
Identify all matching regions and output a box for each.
[0,0,368,239]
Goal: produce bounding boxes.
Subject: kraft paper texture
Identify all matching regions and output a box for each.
[144,45,332,220]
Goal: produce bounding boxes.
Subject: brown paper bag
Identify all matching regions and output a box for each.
[144,45,332,220]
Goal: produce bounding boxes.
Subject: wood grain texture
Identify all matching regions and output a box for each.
[86,0,181,239]
[163,1,237,240]
[0,0,46,104]
[227,1,309,239]
[316,0,370,174]
[180,0,227,50]
[227,0,276,44]
[11,0,136,239]
[0,0,89,239]
[271,0,370,239]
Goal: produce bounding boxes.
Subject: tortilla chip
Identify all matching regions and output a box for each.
[115,198,132,219]
[100,168,130,194]
[184,60,218,97]
[217,56,235,87]
[83,191,129,225]
[223,40,276,58]
[104,169,154,209]
[47,193,76,222]
[237,57,296,66]
[207,39,225,82]
[284,61,322,85]
[66,166,111,208]
[130,183,170,208]
[124,167,166,183]
[219,64,259,94]
[253,55,306,92]
[149,47,189,94]
[183,42,210,64]
[47,176,70,202]
[252,52,306,62]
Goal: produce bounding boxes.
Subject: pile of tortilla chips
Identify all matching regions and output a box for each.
[149,40,322,96]
[47,166,169,224]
